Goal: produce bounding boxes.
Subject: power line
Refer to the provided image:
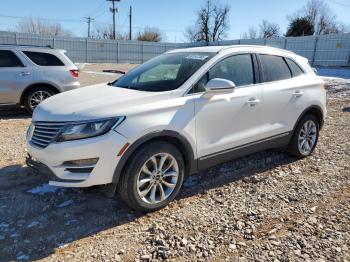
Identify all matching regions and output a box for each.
[84,16,95,38]
[328,0,350,8]
[0,13,185,37]
[0,14,84,23]
[88,1,108,20]
[88,1,107,17]
[0,13,184,33]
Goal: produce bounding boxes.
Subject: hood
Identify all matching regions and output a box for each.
[33,83,172,122]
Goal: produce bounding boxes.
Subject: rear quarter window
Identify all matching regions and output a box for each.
[23,51,65,66]
[260,54,291,82]
[285,58,304,77]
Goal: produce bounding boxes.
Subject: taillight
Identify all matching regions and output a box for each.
[69,69,79,78]
[323,82,329,90]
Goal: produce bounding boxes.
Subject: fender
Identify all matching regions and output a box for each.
[112,130,197,184]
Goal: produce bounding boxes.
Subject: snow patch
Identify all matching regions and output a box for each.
[317,67,350,80]
[27,183,60,195]
[26,221,40,229]
[64,219,79,226]
[0,222,9,230]
[57,200,74,208]
[16,254,29,260]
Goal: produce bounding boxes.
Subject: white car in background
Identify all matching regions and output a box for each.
[0,45,80,113]
[26,45,326,212]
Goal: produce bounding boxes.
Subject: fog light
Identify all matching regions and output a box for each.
[62,158,99,167]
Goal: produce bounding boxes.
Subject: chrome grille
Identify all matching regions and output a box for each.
[31,122,67,149]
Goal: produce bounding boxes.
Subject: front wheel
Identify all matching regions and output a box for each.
[117,141,185,212]
[288,114,320,158]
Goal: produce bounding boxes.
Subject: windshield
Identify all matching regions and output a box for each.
[113,52,214,92]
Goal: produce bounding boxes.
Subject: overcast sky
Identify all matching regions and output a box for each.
[0,0,349,42]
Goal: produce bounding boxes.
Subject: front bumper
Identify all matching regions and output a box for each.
[26,131,129,187]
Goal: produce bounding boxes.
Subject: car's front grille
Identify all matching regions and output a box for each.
[31,122,67,149]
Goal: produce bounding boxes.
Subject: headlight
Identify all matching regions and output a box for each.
[55,117,125,142]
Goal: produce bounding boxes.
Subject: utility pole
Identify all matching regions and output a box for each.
[84,16,94,38]
[107,0,120,40]
[129,6,132,40]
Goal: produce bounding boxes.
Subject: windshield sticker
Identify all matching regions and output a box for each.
[185,55,209,60]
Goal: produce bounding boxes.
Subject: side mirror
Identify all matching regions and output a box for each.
[204,78,236,94]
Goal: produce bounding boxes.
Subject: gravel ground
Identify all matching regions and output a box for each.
[0,67,349,261]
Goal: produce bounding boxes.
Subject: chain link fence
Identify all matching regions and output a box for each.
[1,31,349,66]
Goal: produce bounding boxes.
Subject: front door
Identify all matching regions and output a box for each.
[193,54,264,168]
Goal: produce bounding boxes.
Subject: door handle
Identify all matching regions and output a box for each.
[19,72,31,77]
[247,98,260,106]
[293,91,304,98]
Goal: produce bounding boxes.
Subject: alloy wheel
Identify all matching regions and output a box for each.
[137,153,179,205]
[29,90,52,111]
[298,120,317,155]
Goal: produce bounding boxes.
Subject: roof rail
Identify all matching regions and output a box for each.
[219,44,295,55]
[0,44,53,49]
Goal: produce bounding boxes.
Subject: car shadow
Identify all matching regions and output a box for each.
[0,108,30,120]
[0,149,297,261]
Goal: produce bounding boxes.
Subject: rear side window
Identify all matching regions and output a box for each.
[285,58,304,77]
[0,50,24,67]
[260,54,291,82]
[192,54,254,93]
[23,51,64,66]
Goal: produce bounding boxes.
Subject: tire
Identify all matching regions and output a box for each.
[287,114,319,158]
[23,87,56,114]
[117,141,185,212]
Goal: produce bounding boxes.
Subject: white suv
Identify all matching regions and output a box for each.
[26,45,326,212]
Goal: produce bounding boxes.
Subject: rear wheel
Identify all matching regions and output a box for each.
[23,87,56,114]
[288,114,319,158]
[117,141,185,212]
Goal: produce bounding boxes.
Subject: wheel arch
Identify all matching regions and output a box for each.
[112,130,197,185]
[20,82,60,105]
[294,105,324,131]
[290,105,324,144]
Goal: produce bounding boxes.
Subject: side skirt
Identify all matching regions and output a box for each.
[197,132,292,171]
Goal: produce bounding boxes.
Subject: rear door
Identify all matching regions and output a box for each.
[258,54,306,138]
[0,49,33,105]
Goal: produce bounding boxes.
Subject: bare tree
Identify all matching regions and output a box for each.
[17,17,73,36]
[137,27,163,42]
[185,0,230,43]
[92,24,129,40]
[242,26,258,39]
[289,0,350,35]
[259,20,281,38]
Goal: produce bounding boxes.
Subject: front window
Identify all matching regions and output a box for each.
[0,50,24,67]
[113,52,214,92]
[192,54,255,93]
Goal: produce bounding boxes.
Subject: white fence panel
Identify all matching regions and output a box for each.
[1,31,350,66]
